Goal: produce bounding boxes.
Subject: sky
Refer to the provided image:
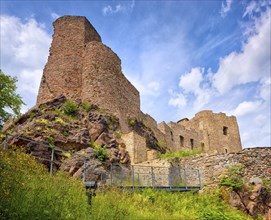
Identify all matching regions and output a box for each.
[0,0,270,148]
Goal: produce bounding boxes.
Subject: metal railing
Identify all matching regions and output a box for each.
[83,162,202,190]
[1,132,202,190]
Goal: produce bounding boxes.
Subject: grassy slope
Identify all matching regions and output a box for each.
[0,149,251,220]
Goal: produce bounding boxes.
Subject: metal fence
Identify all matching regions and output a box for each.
[84,163,202,190]
[1,132,202,190]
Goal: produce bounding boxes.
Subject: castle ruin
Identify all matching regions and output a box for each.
[37,16,242,164]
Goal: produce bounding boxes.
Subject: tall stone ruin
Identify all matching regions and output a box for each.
[37,16,140,131]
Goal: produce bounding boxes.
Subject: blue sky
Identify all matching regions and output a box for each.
[0,0,270,148]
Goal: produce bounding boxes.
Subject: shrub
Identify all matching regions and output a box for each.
[35,118,50,125]
[62,130,69,137]
[81,102,91,112]
[219,165,244,191]
[93,145,108,162]
[63,100,78,117]
[113,130,122,138]
[129,119,135,126]
[55,117,65,125]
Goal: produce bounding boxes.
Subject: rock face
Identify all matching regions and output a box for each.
[230,183,271,219]
[37,16,140,131]
[3,96,130,178]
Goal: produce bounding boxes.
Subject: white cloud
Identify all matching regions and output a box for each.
[243,0,271,18]
[168,90,187,109]
[220,0,233,17]
[231,101,263,117]
[177,67,213,110]
[0,15,51,111]
[213,8,271,94]
[102,1,135,16]
[179,67,203,93]
[259,77,271,101]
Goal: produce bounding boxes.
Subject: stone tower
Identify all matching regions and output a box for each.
[37,16,140,130]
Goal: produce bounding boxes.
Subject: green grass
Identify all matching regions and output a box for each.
[158,149,204,159]
[0,148,90,220]
[0,148,251,220]
[91,188,251,220]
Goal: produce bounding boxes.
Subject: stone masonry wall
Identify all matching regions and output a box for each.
[167,122,202,152]
[37,16,140,131]
[37,16,101,104]
[171,147,271,187]
[122,131,148,164]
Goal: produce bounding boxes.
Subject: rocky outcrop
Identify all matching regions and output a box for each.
[230,183,271,219]
[2,95,130,179]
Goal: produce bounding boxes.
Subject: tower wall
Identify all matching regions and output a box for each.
[36,16,140,131]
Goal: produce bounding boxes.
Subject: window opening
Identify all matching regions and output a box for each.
[170,131,173,141]
[223,126,228,135]
[190,139,194,150]
[180,136,184,148]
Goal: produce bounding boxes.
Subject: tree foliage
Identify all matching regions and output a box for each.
[0,70,24,129]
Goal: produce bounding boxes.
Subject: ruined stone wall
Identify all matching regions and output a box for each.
[37,16,140,131]
[171,147,271,187]
[122,131,148,164]
[167,122,201,152]
[179,110,242,153]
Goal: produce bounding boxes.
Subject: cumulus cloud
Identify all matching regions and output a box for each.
[220,0,233,17]
[169,4,270,147]
[179,67,203,93]
[231,101,263,117]
[168,90,187,109]
[177,67,213,110]
[213,8,271,94]
[0,15,51,111]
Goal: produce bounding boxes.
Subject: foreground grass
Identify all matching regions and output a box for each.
[0,149,251,220]
[0,149,90,219]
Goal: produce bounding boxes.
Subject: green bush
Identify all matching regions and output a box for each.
[81,102,91,112]
[219,165,244,191]
[128,119,135,126]
[93,145,108,162]
[63,100,78,117]
[113,130,122,138]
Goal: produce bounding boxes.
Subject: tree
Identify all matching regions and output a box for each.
[0,70,24,130]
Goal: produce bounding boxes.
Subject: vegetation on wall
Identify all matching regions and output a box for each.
[158,149,204,159]
[219,165,245,191]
